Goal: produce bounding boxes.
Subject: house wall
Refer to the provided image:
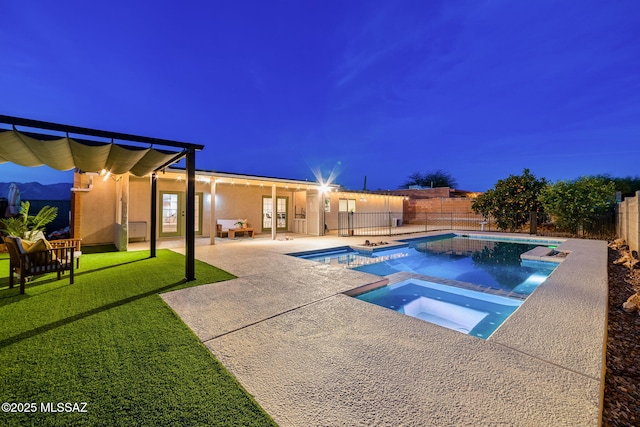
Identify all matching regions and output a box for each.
[215,184,265,231]
[74,174,118,245]
[129,176,152,240]
[74,171,332,243]
[323,192,404,230]
[129,177,214,240]
[214,184,303,233]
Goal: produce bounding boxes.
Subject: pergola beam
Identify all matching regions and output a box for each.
[0,115,203,151]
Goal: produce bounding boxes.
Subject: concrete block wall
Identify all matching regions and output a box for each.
[405,198,475,216]
[618,191,640,254]
[392,188,451,199]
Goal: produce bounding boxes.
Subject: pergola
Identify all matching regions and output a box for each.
[0,115,204,281]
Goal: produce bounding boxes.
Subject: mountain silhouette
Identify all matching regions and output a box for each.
[0,182,72,201]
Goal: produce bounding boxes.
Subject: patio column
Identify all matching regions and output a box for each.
[150,172,157,258]
[70,190,81,239]
[272,184,277,240]
[210,179,217,245]
[114,174,129,251]
[319,188,325,236]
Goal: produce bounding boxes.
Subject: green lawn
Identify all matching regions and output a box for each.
[0,250,276,426]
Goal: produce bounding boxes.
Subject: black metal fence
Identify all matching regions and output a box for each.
[337,211,618,240]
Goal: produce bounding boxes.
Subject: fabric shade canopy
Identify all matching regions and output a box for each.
[0,115,203,281]
[0,129,183,176]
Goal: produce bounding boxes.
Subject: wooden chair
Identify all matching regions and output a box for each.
[49,238,82,268]
[4,236,75,294]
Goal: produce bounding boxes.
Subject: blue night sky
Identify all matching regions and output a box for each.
[1,0,639,191]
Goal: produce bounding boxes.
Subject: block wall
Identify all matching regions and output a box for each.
[618,191,640,254]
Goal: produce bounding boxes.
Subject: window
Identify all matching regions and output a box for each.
[339,198,356,212]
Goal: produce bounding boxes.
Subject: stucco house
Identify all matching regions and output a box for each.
[71,167,405,249]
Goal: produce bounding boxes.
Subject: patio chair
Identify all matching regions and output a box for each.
[4,236,75,294]
[49,238,82,268]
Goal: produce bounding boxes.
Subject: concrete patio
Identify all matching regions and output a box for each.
[151,232,607,426]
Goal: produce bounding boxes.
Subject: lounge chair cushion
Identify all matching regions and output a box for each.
[25,238,57,267]
[26,238,51,253]
[20,239,35,251]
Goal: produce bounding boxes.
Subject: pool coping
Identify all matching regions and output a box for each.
[160,231,607,426]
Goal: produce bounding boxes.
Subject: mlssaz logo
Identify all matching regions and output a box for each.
[40,402,88,413]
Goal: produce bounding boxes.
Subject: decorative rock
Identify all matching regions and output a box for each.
[613,250,639,270]
[623,293,640,313]
[604,244,640,425]
[623,300,638,312]
[609,238,628,251]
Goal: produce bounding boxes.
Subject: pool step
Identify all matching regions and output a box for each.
[520,246,569,263]
[343,277,389,297]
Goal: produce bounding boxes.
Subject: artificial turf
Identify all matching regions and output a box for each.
[0,250,277,426]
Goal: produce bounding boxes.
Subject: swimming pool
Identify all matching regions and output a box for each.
[291,234,563,337]
[356,278,523,339]
[295,234,561,295]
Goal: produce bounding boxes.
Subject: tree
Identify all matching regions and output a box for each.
[593,174,640,198]
[401,170,458,189]
[471,169,547,231]
[539,176,616,235]
[0,201,58,240]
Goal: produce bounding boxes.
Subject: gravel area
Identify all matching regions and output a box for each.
[603,246,640,426]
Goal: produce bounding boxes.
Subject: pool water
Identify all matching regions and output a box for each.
[357,279,522,339]
[293,234,562,337]
[298,235,559,295]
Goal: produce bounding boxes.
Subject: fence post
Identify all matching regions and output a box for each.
[529,212,537,235]
[388,212,392,236]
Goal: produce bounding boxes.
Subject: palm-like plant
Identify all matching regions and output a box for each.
[0,201,58,241]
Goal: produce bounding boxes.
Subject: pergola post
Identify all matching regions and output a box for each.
[150,172,157,258]
[185,149,196,281]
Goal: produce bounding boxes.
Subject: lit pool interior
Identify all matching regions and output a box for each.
[292,234,563,338]
[357,279,523,339]
[295,234,561,296]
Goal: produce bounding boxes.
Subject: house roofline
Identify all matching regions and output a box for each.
[165,167,340,189]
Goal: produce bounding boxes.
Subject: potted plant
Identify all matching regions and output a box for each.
[235,220,246,229]
[0,201,58,241]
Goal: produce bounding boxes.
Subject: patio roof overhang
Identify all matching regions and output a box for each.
[0,115,204,282]
[165,167,341,191]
